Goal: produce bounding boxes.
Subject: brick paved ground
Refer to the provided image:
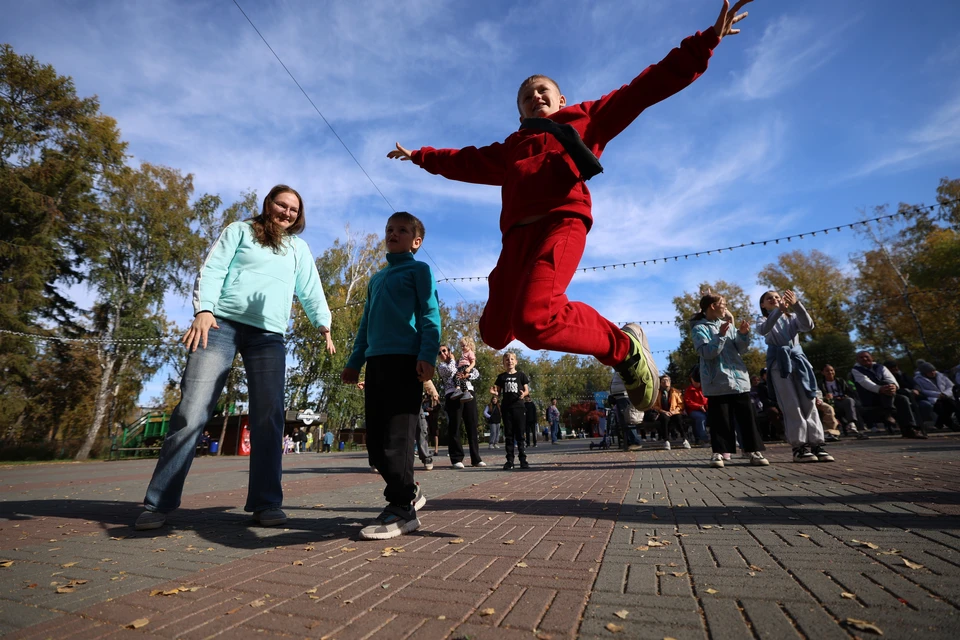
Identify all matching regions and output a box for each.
[2,434,959,639]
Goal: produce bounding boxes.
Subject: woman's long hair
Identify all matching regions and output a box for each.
[689,293,722,323]
[250,184,305,252]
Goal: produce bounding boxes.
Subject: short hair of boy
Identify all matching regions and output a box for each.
[388,211,426,251]
[516,74,561,116]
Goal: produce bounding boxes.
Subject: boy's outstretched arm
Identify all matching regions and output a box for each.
[586,0,755,146]
[387,141,507,187]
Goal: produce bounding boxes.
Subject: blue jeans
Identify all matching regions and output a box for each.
[688,410,707,443]
[143,318,286,514]
[550,418,560,443]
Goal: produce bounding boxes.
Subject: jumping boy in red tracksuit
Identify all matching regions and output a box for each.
[388,0,754,412]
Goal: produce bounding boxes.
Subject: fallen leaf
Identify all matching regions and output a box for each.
[516,562,528,568]
[701,525,712,529]
[126,618,149,629]
[605,622,623,633]
[449,538,465,544]
[634,546,649,551]
[0,561,13,568]
[903,559,924,570]
[671,572,687,578]
[479,608,495,617]
[851,539,880,550]
[55,585,75,594]
[381,583,390,589]
[797,533,810,539]
[656,571,666,576]
[305,588,317,594]
[638,498,648,503]
[313,504,325,508]
[841,592,856,599]
[846,618,883,635]
[304,546,315,551]
[225,606,244,615]
[61,562,77,568]
[748,564,763,572]
[503,540,515,545]
[308,595,320,600]
[161,588,180,596]
[705,588,719,595]
[437,615,446,620]
[340,547,357,552]
[650,514,660,520]
[250,599,266,608]
[613,609,629,619]
[647,541,664,548]
[292,560,304,566]
[878,549,902,556]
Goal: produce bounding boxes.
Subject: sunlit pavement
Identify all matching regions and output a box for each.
[2,433,959,638]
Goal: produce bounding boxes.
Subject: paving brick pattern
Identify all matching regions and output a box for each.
[2,435,959,639]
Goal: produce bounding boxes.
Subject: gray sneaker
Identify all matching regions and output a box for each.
[359,505,420,540]
[134,510,166,531]
[253,508,288,527]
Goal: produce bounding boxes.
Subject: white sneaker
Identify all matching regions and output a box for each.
[664,441,671,451]
[710,453,725,468]
[453,462,465,469]
[749,452,770,466]
[682,439,691,449]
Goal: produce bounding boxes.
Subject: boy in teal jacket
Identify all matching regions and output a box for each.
[342,212,441,540]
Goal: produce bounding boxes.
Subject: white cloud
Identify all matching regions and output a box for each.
[732,15,846,101]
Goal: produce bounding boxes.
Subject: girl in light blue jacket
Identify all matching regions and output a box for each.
[691,293,769,469]
[136,185,335,531]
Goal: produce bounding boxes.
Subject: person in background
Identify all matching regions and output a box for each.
[683,370,708,446]
[913,360,958,431]
[851,351,926,439]
[820,364,867,439]
[322,429,334,453]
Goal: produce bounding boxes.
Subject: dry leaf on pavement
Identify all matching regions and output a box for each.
[846,618,883,635]
[340,547,357,552]
[841,592,856,599]
[705,588,718,594]
[479,608,495,616]
[613,610,629,619]
[293,560,304,566]
[903,558,924,570]
[449,538,465,544]
[605,622,623,633]
[516,562,528,568]
[0,561,13,568]
[503,540,515,545]
[797,533,810,538]
[126,618,149,629]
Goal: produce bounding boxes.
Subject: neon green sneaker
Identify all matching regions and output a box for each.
[614,323,659,411]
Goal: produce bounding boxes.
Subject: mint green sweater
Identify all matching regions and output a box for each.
[192,221,331,334]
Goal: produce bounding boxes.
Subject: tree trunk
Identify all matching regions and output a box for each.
[216,386,231,455]
[76,354,116,460]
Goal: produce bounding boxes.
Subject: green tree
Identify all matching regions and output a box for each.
[757,249,853,339]
[851,178,960,368]
[75,163,211,459]
[0,45,125,439]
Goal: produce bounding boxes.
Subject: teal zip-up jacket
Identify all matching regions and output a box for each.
[691,317,751,396]
[346,251,441,370]
[192,221,331,334]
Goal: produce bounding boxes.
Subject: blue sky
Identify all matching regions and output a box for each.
[4,0,960,404]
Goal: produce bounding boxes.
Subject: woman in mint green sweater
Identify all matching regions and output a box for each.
[136,185,335,531]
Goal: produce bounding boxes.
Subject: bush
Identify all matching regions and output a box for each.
[0,442,59,462]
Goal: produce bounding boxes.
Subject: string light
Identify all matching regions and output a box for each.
[435,201,956,284]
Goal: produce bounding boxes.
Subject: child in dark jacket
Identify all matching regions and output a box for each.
[388,1,754,415]
[342,212,441,540]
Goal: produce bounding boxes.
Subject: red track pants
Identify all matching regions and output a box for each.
[478,215,630,367]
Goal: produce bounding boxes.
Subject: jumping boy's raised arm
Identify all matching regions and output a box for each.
[585,0,752,146]
[388,141,507,186]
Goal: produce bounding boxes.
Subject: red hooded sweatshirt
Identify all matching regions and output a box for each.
[411,29,720,235]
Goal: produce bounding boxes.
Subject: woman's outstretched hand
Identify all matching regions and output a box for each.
[387,142,413,161]
[324,331,336,355]
[713,0,753,39]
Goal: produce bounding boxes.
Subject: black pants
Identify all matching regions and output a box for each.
[364,355,420,507]
[707,392,765,454]
[502,402,527,464]
[930,396,957,428]
[445,395,482,465]
[863,392,919,430]
[525,421,537,446]
[643,411,682,440]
